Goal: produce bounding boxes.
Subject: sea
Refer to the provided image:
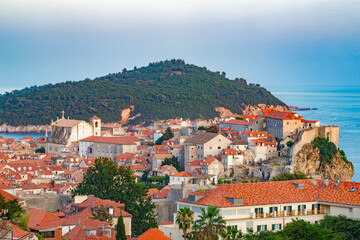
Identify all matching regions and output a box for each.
[273,86,360,182]
[0,86,359,182]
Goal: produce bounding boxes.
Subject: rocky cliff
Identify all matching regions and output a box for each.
[241,104,288,115]
[295,143,354,181]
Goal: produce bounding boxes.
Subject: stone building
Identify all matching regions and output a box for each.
[46,112,102,154]
[79,136,140,159]
[265,111,319,140]
[183,132,232,166]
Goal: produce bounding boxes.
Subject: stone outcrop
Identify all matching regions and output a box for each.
[241,104,288,115]
[0,123,50,133]
[295,143,354,181]
[215,107,235,118]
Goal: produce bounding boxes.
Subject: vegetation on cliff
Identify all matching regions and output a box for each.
[295,138,354,181]
[0,59,285,126]
[312,137,352,167]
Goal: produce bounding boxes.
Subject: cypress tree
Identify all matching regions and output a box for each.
[116,214,127,240]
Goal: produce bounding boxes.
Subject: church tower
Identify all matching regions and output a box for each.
[90,116,101,136]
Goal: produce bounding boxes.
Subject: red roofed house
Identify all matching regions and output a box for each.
[62,195,132,237]
[31,215,115,240]
[169,171,197,185]
[249,138,278,164]
[79,136,140,159]
[200,157,224,183]
[221,148,244,170]
[266,111,319,139]
[183,132,232,167]
[137,228,171,240]
[171,179,360,235]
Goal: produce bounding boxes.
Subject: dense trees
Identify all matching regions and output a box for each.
[0,59,285,126]
[72,157,157,237]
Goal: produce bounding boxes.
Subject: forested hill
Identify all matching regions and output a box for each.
[0,60,285,126]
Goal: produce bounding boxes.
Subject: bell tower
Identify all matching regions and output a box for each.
[90,116,101,136]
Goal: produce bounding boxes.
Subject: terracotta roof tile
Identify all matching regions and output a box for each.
[137,228,171,240]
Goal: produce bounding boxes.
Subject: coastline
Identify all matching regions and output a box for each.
[0,123,50,134]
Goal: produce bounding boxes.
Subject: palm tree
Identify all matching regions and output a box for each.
[175,207,194,240]
[197,206,226,240]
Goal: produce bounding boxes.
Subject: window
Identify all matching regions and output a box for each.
[255,208,263,214]
[269,207,278,213]
[246,221,253,232]
[315,221,319,224]
[218,138,222,142]
[272,224,282,231]
[284,206,292,212]
[312,204,320,210]
[41,231,55,238]
[222,210,236,216]
[349,208,353,214]
[257,225,267,231]
[237,209,251,215]
[191,207,203,214]
[218,146,221,149]
[209,147,212,150]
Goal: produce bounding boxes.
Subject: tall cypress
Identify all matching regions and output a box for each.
[116,214,127,240]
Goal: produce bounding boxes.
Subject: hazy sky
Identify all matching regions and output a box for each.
[0,0,359,93]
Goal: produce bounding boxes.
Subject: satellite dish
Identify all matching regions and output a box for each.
[312,180,317,186]
[324,179,329,186]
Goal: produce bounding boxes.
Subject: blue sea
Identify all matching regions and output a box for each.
[0,132,46,140]
[273,86,360,182]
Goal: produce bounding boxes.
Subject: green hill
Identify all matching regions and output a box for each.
[0,59,285,126]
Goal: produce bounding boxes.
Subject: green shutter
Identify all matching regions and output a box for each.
[298,205,301,211]
[275,207,278,212]
[312,204,315,210]
[289,206,292,211]
[284,206,286,211]
[279,224,282,230]
[255,208,258,214]
[257,226,261,232]
[304,205,306,209]
[270,207,273,213]
[265,225,267,231]
[261,208,264,213]
[272,224,275,230]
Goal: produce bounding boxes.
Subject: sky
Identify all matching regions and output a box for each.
[0,0,359,93]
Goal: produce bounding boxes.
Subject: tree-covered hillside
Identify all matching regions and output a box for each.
[0,59,285,126]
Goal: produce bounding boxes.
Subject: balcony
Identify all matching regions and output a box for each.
[253,209,326,219]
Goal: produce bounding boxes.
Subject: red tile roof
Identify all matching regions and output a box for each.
[8,222,31,239]
[80,136,140,145]
[179,179,360,208]
[26,208,60,229]
[137,228,171,240]
[171,171,194,177]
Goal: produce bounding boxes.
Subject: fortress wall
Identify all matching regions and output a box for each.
[290,126,339,168]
